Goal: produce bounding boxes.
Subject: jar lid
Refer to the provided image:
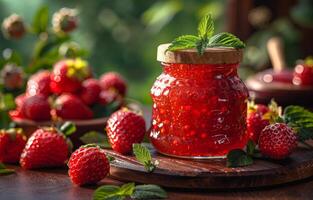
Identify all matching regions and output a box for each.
[157,43,243,64]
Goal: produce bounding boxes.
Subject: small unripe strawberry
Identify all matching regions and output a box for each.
[259,123,297,160]
[2,14,26,39]
[68,146,110,185]
[0,63,24,90]
[52,8,77,34]
[106,109,146,154]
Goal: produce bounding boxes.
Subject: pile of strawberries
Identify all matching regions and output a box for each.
[9,58,127,122]
[247,101,297,159]
[1,106,146,185]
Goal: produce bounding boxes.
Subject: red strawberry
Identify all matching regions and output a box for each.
[247,103,270,143]
[68,146,109,185]
[55,94,93,120]
[0,129,27,164]
[98,90,119,105]
[106,109,146,154]
[293,64,313,86]
[79,78,101,105]
[15,93,26,108]
[99,72,127,96]
[259,123,297,160]
[20,128,69,169]
[21,95,51,121]
[50,58,91,94]
[26,70,51,97]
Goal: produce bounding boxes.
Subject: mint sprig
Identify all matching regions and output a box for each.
[93,183,167,200]
[227,140,256,168]
[167,13,245,55]
[132,143,158,172]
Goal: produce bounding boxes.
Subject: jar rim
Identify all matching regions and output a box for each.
[157,43,243,64]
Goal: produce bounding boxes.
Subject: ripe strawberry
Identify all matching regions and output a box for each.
[20,128,69,169]
[98,90,119,105]
[99,72,127,96]
[21,95,51,121]
[68,146,109,185]
[247,103,270,143]
[55,94,93,120]
[259,123,297,160]
[26,70,51,97]
[0,128,27,164]
[79,78,101,105]
[293,64,313,86]
[15,93,26,108]
[50,58,91,94]
[106,109,146,154]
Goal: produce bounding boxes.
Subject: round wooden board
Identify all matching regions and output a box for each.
[105,142,313,189]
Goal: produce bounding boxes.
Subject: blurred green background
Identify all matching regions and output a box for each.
[0,0,312,104]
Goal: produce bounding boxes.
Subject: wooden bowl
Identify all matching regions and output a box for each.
[13,117,107,148]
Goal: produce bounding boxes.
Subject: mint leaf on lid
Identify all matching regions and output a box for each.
[208,32,246,49]
[167,13,245,55]
[133,143,158,172]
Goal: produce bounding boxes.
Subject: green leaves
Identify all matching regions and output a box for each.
[167,35,198,51]
[208,32,246,48]
[93,183,167,200]
[283,105,313,141]
[32,6,49,34]
[60,121,76,136]
[132,144,158,172]
[80,131,111,148]
[198,14,214,40]
[0,163,15,175]
[226,149,253,168]
[167,13,245,54]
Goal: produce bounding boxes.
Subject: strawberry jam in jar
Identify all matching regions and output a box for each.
[149,44,248,158]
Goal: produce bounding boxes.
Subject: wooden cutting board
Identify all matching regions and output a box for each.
[105,142,313,189]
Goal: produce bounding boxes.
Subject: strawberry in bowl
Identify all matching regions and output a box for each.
[293,56,313,86]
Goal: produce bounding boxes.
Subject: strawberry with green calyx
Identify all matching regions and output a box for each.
[20,122,76,170]
[247,100,281,143]
[0,128,27,164]
[54,94,93,120]
[50,58,91,94]
[106,108,146,155]
[68,144,110,186]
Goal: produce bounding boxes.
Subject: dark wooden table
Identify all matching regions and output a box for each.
[1,109,313,200]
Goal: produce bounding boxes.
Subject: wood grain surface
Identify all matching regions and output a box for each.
[106,142,313,189]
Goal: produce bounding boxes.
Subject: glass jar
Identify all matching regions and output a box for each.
[149,44,249,158]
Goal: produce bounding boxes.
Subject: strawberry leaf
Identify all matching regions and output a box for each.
[283,105,313,141]
[80,131,111,148]
[132,143,157,172]
[60,121,76,136]
[227,149,253,167]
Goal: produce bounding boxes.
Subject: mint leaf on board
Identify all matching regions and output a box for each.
[0,162,15,175]
[131,184,167,200]
[227,149,253,167]
[198,13,214,40]
[167,35,199,51]
[132,143,158,172]
[80,131,111,148]
[93,183,167,200]
[283,105,313,141]
[60,121,76,136]
[208,32,246,48]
